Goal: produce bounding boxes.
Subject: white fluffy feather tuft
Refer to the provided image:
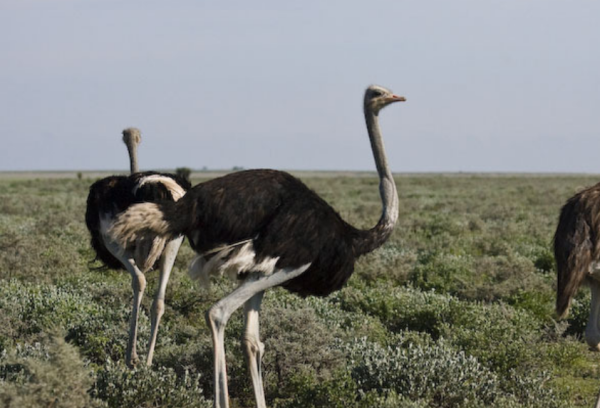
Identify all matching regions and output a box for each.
[134,175,186,201]
[187,241,279,286]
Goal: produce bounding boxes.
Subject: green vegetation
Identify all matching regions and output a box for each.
[175,167,192,184]
[1,174,599,407]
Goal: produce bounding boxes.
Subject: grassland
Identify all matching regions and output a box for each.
[1,173,600,407]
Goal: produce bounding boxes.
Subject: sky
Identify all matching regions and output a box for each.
[1,0,599,173]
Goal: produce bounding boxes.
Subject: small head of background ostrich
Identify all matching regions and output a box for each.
[122,127,142,174]
[122,127,142,147]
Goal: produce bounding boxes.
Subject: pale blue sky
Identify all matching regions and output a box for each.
[1,0,599,172]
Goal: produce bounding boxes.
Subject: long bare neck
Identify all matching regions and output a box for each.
[125,142,139,174]
[353,108,399,255]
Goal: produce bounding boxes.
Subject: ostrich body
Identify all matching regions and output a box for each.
[555,185,600,347]
[554,184,600,408]
[109,85,405,408]
[85,128,191,367]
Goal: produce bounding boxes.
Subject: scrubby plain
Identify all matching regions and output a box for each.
[1,173,600,407]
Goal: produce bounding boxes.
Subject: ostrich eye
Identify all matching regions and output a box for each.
[371,90,382,97]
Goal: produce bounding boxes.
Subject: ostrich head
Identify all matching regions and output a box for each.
[122,127,142,148]
[364,85,406,114]
[122,127,142,173]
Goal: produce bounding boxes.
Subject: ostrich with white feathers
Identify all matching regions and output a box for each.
[85,127,191,367]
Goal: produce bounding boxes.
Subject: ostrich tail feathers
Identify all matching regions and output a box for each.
[134,236,167,273]
[555,242,591,319]
[108,203,173,248]
[554,197,593,319]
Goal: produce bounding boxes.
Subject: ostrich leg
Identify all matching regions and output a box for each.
[206,265,310,408]
[126,262,146,367]
[105,240,146,368]
[243,292,266,408]
[146,236,184,366]
[586,280,600,351]
[586,279,600,408]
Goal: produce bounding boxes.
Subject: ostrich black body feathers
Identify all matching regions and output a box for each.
[150,169,370,297]
[85,171,191,270]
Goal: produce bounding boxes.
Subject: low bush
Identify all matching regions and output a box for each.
[0,335,99,408]
[92,363,210,408]
[343,337,500,407]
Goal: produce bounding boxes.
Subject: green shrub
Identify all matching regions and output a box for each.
[533,248,555,273]
[92,363,210,408]
[506,290,554,321]
[261,307,344,394]
[175,167,192,183]
[343,337,499,407]
[336,285,453,338]
[0,335,100,408]
[274,370,361,408]
[410,250,473,293]
[441,299,545,376]
[0,280,106,343]
[564,294,590,337]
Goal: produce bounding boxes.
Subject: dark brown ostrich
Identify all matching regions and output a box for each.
[109,85,405,408]
[555,184,600,348]
[554,183,600,408]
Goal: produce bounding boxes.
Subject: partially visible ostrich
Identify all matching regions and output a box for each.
[554,184,600,408]
[555,185,600,348]
[85,128,191,367]
[109,85,405,408]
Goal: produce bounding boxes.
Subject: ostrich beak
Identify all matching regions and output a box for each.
[389,94,406,102]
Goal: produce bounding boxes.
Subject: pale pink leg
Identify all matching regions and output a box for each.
[105,240,146,368]
[243,292,266,408]
[586,280,600,351]
[146,236,184,366]
[206,264,310,408]
[126,264,146,368]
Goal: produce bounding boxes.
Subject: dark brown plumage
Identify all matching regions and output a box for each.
[148,169,363,297]
[554,182,600,407]
[554,183,600,318]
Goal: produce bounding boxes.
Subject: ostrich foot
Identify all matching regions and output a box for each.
[585,329,600,351]
[126,353,140,368]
